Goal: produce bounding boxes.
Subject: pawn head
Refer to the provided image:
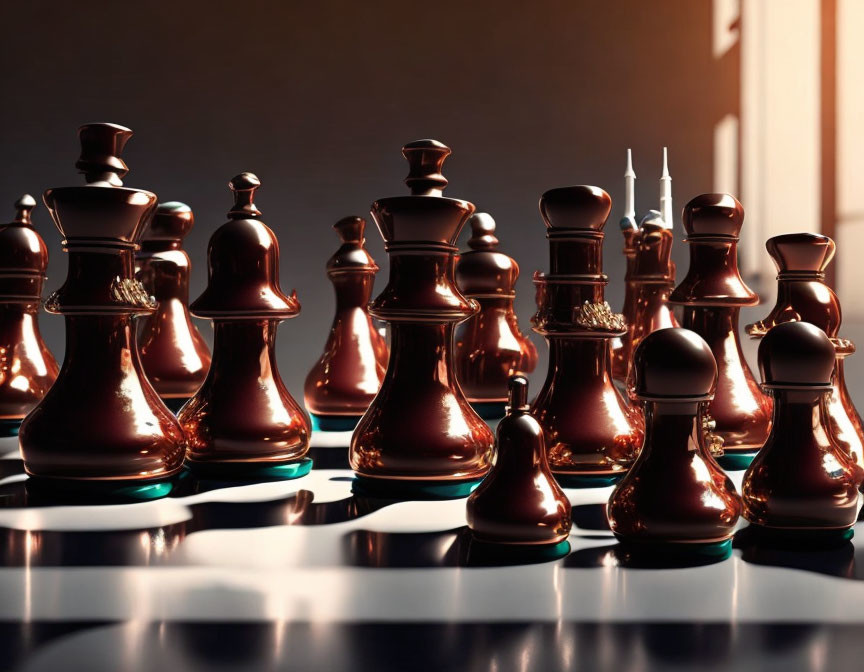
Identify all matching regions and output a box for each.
[759,321,836,389]
[467,212,498,250]
[682,193,744,239]
[540,185,611,232]
[12,194,36,226]
[766,233,835,275]
[633,328,717,401]
[333,216,366,244]
[144,202,194,242]
[506,375,530,413]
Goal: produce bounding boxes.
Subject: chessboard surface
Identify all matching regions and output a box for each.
[1,432,864,671]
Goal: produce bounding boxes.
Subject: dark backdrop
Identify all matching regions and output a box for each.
[0,0,735,394]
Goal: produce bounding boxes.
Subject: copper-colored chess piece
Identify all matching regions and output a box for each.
[742,321,859,544]
[745,233,864,475]
[349,140,494,498]
[669,194,771,469]
[135,202,211,411]
[0,196,59,435]
[304,216,388,431]
[20,123,186,495]
[179,173,311,478]
[467,375,571,557]
[455,212,537,419]
[610,212,639,382]
[607,328,741,553]
[531,186,643,487]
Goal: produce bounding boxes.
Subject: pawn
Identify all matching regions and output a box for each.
[607,328,742,551]
[466,376,571,552]
[0,196,59,435]
[178,173,311,479]
[742,321,859,544]
[136,202,212,412]
[455,213,538,419]
[304,216,388,431]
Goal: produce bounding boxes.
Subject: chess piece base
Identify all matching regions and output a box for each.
[465,537,571,565]
[0,418,22,437]
[716,451,758,471]
[186,457,313,481]
[615,536,733,559]
[469,402,507,420]
[25,473,181,502]
[553,472,624,489]
[741,523,854,548]
[310,413,362,432]
[352,474,482,500]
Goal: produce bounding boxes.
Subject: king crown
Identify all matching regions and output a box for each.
[403,139,451,196]
[13,194,36,226]
[75,123,132,186]
[467,213,499,250]
[228,172,263,219]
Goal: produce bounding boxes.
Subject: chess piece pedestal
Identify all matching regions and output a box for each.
[669,194,771,470]
[20,124,186,495]
[0,196,59,436]
[179,173,311,480]
[531,186,643,488]
[455,213,537,420]
[136,202,211,412]
[304,216,388,432]
[349,140,494,499]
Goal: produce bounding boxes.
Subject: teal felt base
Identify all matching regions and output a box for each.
[742,523,854,548]
[0,419,22,437]
[617,537,733,559]
[351,475,482,500]
[470,402,507,421]
[554,472,624,489]
[310,414,361,432]
[465,537,571,565]
[716,451,758,471]
[25,472,182,502]
[186,457,313,481]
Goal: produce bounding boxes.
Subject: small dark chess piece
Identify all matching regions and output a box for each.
[607,328,742,553]
[669,194,771,470]
[466,375,571,557]
[455,212,537,420]
[136,202,211,412]
[179,173,311,479]
[742,321,860,544]
[745,233,864,476]
[531,185,643,487]
[349,140,495,499]
[0,196,59,436]
[610,212,639,382]
[304,216,388,431]
[20,123,186,495]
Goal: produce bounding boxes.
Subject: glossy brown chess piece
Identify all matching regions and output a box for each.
[135,202,211,412]
[745,233,864,475]
[304,216,388,432]
[179,173,311,478]
[531,185,643,487]
[455,212,538,420]
[0,195,59,436]
[349,140,494,499]
[669,194,771,470]
[610,213,639,382]
[20,123,186,495]
[607,328,741,554]
[742,321,859,544]
[466,375,571,556]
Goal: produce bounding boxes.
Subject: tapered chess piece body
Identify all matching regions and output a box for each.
[136,202,211,411]
[304,216,388,432]
[745,233,864,475]
[742,321,859,543]
[611,214,639,382]
[531,186,643,487]
[0,196,59,435]
[467,375,571,550]
[178,173,311,478]
[20,123,186,492]
[349,140,494,499]
[455,213,537,420]
[669,194,771,469]
[607,328,741,551]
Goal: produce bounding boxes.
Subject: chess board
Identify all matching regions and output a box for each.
[1,431,864,672]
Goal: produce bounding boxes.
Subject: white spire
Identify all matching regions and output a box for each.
[659,146,673,230]
[624,148,636,220]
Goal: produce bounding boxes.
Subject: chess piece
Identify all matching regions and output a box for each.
[350,140,494,498]
[531,185,643,487]
[466,375,571,554]
[745,233,864,475]
[20,123,186,494]
[454,212,537,419]
[0,196,59,435]
[607,328,741,552]
[179,173,311,478]
[610,149,638,381]
[669,194,771,469]
[742,321,859,544]
[304,216,388,431]
[135,202,211,411]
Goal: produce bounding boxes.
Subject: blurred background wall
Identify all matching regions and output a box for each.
[0,0,859,400]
